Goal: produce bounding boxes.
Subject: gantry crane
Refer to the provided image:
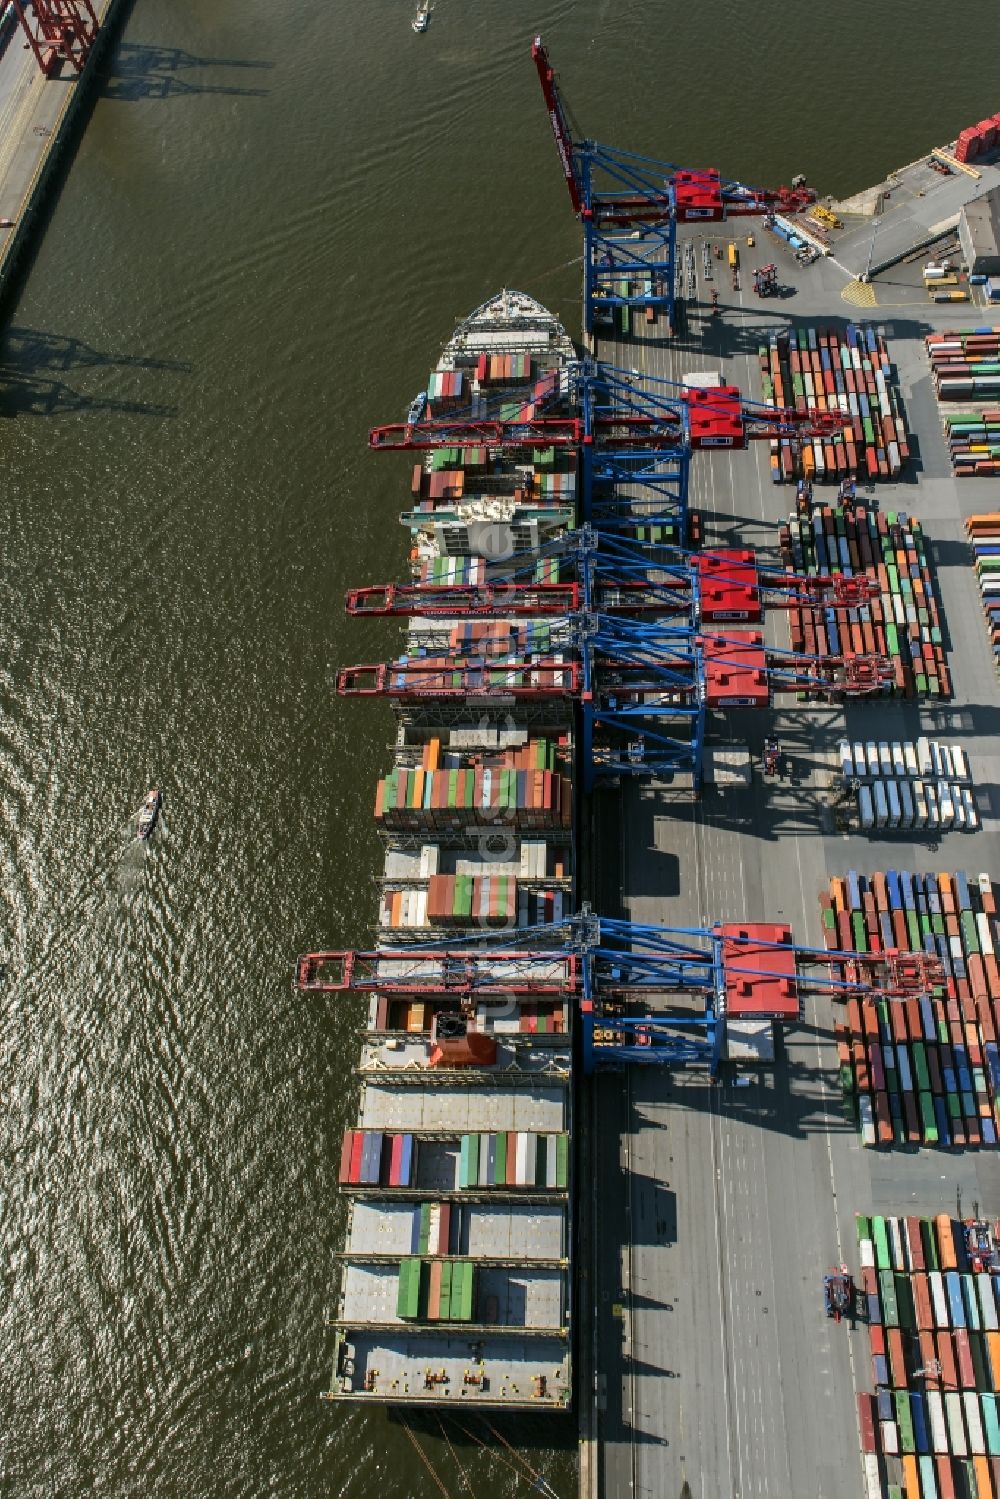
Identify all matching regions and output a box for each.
[336,612,893,795]
[372,358,846,544]
[530,37,815,334]
[297,915,942,1074]
[9,0,100,75]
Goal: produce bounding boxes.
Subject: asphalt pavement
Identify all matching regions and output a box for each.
[590,227,1000,1499]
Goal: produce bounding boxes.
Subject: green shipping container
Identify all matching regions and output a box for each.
[419,1202,431,1254]
[894,1389,915,1453]
[495,1131,507,1186]
[879,1268,899,1327]
[873,1217,891,1270]
[556,1134,569,1189]
[396,1259,422,1320]
[440,1260,453,1321]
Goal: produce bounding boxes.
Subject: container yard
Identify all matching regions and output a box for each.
[780,497,949,699]
[855,1214,1000,1499]
[821,872,1000,1148]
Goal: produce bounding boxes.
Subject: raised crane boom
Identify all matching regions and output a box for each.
[530,36,585,215]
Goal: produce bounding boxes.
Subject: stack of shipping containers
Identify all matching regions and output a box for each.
[781,500,949,698]
[821,872,1000,1147]
[857,1213,1000,1499]
[759,324,910,483]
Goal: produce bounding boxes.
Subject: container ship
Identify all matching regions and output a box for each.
[302,290,579,1410]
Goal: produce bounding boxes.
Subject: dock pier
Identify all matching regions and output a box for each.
[0,0,122,313]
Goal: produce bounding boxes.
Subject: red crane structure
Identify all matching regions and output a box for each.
[530,35,815,332]
[9,0,100,76]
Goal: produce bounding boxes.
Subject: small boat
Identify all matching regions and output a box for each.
[411,3,430,33]
[406,390,427,425]
[137,788,162,841]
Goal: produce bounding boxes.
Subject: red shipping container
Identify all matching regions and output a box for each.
[937,1331,958,1392]
[956,1328,977,1388]
[858,1393,877,1452]
[936,1456,957,1499]
[888,1326,907,1386]
[349,1131,364,1184]
[340,1130,355,1184]
[390,1133,404,1187]
[907,1219,926,1272]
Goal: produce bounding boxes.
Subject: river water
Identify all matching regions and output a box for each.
[0,1,996,1495]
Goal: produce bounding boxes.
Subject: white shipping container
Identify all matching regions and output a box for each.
[978,913,996,958]
[978,1272,999,1331]
[515,1131,528,1186]
[859,784,875,831]
[930,1270,949,1328]
[545,1136,558,1189]
[858,1092,876,1147]
[879,741,892,776]
[963,789,979,832]
[952,746,970,782]
[839,740,853,777]
[863,1454,882,1499]
[939,783,955,827]
[888,1217,905,1270]
[955,791,967,832]
[950,934,964,963]
[859,1237,876,1269]
[899,779,914,829]
[926,784,940,827]
[927,1390,949,1453]
[940,744,955,780]
[874,780,889,829]
[945,1390,968,1456]
[930,742,943,777]
[917,737,933,776]
[891,741,906,777]
[962,1274,982,1331]
[880,1421,899,1456]
[904,743,919,776]
[415,890,428,928]
[853,740,866,774]
[523,1132,537,1187]
[964,1391,986,1456]
[887,780,901,829]
[914,780,929,830]
[866,741,880,777]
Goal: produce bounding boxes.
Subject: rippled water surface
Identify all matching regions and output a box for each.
[0,0,997,1494]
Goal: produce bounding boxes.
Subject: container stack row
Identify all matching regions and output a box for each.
[780,500,949,698]
[396,1258,476,1322]
[374,737,572,832]
[966,516,1000,669]
[459,1130,569,1190]
[926,330,1000,408]
[856,1213,1000,1499]
[758,324,910,482]
[379,875,568,931]
[339,1130,415,1187]
[821,871,1000,1147]
[943,413,1000,479]
[836,740,979,834]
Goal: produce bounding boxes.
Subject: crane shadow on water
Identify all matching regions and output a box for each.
[0,325,190,420]
[98,41,275,103]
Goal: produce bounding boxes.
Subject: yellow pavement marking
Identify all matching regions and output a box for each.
[841,280,877,307]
